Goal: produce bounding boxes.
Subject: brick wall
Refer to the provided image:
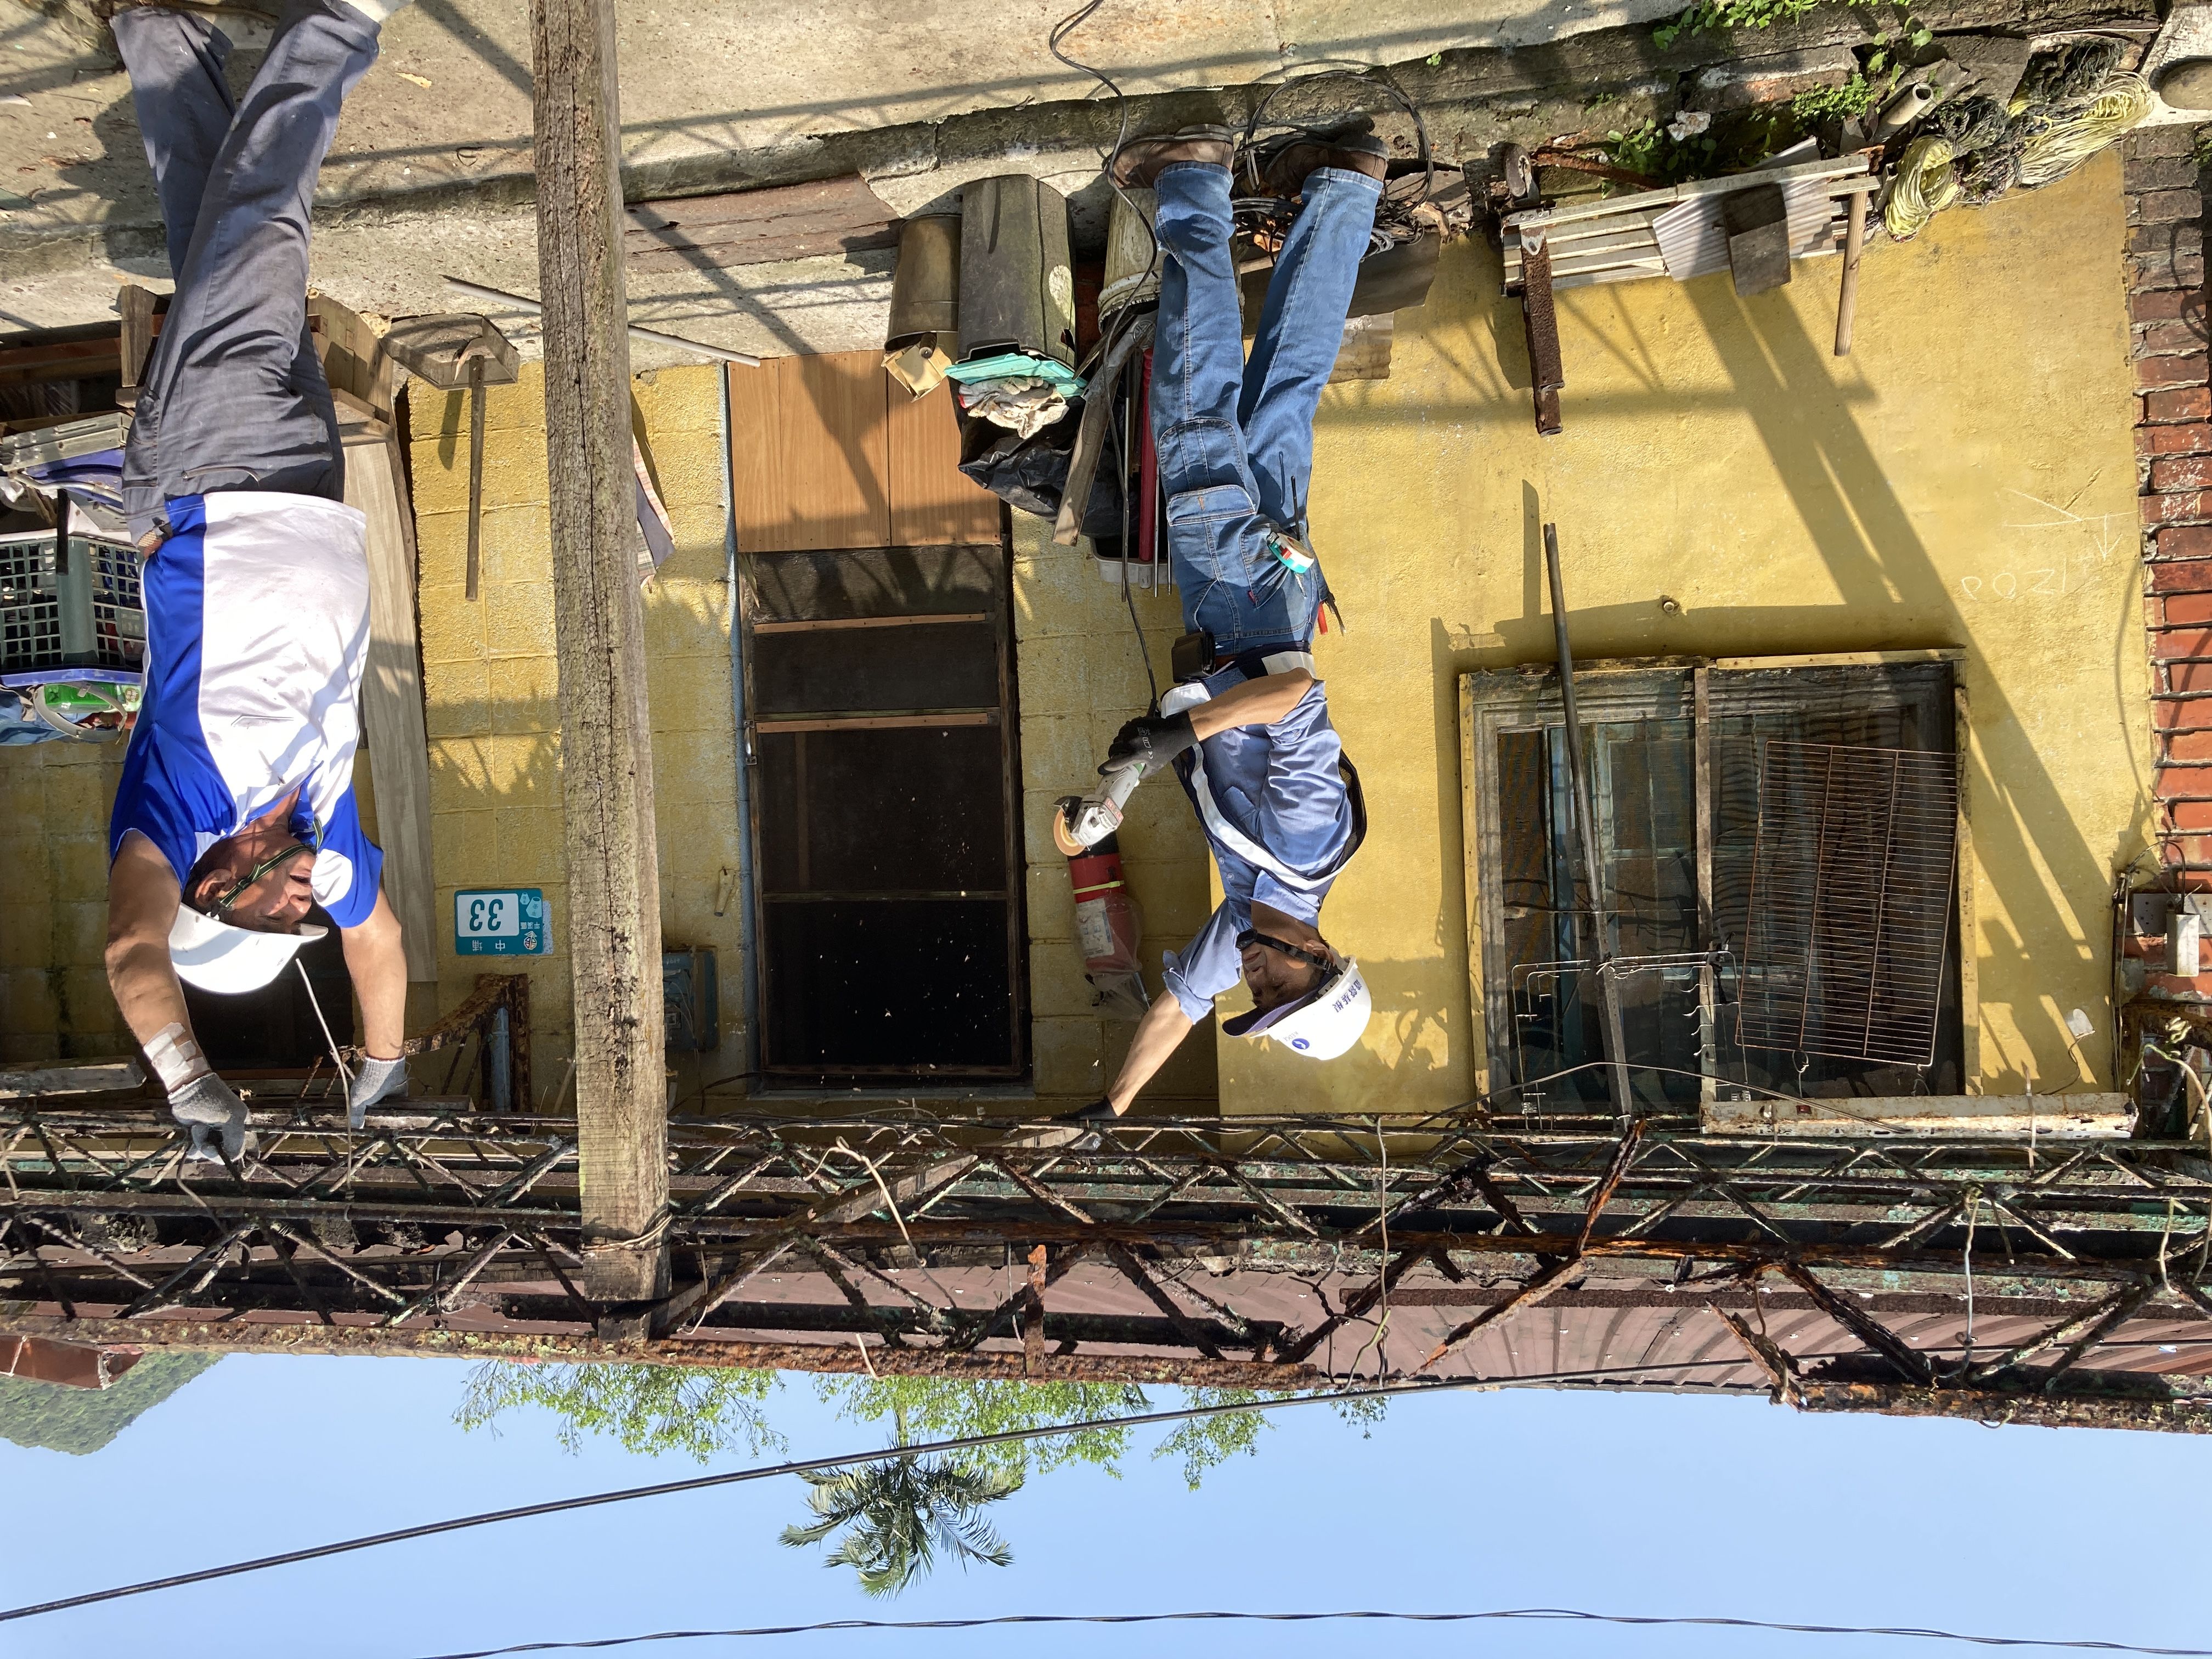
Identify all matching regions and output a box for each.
[2128,123,2212,994]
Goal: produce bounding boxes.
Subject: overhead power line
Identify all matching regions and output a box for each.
[409,1608,2212,1659]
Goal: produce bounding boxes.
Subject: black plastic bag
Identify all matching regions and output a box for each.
[957,400,1127,539]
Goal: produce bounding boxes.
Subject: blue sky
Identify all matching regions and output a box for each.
[1,1356,2205,1659]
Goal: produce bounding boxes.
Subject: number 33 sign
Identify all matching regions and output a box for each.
[453,888,552,956]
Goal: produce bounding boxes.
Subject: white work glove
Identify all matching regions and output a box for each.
[346,1054,408,1130]
[168,1071,249,1163]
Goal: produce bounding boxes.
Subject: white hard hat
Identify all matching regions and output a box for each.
[170,905,328,995]
[1221,956,1372,1060]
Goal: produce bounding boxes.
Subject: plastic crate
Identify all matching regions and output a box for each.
[0,531,145,674]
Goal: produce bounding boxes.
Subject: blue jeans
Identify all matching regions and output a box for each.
[1150,161,1380,654]
[115,0,381,541]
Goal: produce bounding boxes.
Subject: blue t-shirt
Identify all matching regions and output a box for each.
[107,491,383,928]
[1160,666,1357,1023]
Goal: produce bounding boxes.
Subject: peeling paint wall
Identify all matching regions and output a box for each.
[1217,152,2151,1115]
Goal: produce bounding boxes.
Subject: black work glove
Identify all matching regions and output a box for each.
[1101,710,1196,776]
[1054,1098,1122,1123]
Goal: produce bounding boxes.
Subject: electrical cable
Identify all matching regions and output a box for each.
[409,1609,2212,1659]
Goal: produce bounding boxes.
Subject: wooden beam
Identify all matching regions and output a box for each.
[532,0,669,1303]
[624,175,899,274]
[341,435,439,986]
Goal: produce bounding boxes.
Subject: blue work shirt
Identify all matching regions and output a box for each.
[1159,661,1357,1023]
[107,491,383,928]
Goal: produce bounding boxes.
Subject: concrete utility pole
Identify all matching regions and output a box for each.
[529,0,669,1302]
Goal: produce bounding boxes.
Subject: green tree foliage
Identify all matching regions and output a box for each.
[0,1352,222,1455]
[455,1360,783,1461]
[780,1406,1022,1598]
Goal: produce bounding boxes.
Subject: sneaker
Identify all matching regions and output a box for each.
[1244,117,1390,198]
[1109,125,1235,190]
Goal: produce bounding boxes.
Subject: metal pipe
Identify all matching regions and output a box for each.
[721,368,761,1084]
[441,275,762,367]
[1543,523,1635,1124]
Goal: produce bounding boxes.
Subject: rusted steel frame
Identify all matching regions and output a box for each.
[2024,1146,2100,1190]
[947,1243,1090,1355]
[1419,1256,1580,1370]
[260,1224,337,1326]
[1790,1380,2212,1435]
[1980,1192,2079,1262]
[0,1308,1330,1388]
[1218,1164,1324,1237]
[2032,1284,2160,1392]
[259,1221,414,1310]
[380,1134,501,1204]
[3,1189,578,1228]
[481,1138,578,1209]
[988,1159,1098,1227]
[679,1152,784,1218]
[1876,1197,1967,1251]
[1711,1306,1801,1404]
[524,1230,597,1324]
[384,1227,518,1325]
[403,974,523,1065]
[1775,1260,1934,1385]
[664,1238,802,1334]
[1122,1164,1216,1227]
[1105,1242,1226,1360]
[1575,1122,1645,1252]
[287,1133,399,1201]
[800,1238,899,1336]
[1276,1248,1429,1364]
[1954,1280,2153,1387]
[15,1214,157,1290]
[116,1222,256,1318]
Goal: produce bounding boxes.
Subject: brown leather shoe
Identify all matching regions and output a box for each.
[1245,118,1390,198]
[1110,126,1235,189]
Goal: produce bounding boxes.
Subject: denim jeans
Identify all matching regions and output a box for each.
[115,0,381,542]
[1150,160,1381,654]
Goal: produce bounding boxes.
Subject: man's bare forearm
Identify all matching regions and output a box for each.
[1104,994,1197,1113]
[341,889,407,1058]
[105,834,190,1049]
[1188,669,1312,739]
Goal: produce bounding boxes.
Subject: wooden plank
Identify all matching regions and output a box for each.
[533,0,669,1305]
[752,612,989,634]
[342,434,439,986]
[307,294,395,421]
[725,349,890,553]
[625,175,899,274]
[885,377,998,546]
[755,711,997,733]
[1504,155,1872,234]
[1702,1093,2131,1138]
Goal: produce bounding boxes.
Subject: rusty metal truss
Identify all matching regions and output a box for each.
[6,1064,2212,1428]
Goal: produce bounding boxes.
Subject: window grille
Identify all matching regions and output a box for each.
[1736,740,1959,1068]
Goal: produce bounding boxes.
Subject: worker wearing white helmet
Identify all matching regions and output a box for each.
[99,0,415,1160]
[1062,120,1382,1121]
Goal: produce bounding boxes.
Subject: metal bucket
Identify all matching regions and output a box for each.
[885,213,961,348]
[1098,187,1161,320]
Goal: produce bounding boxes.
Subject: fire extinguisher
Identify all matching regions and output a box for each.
[1068,839,1148,1020]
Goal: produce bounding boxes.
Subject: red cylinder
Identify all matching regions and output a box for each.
[1069,847,1142,978]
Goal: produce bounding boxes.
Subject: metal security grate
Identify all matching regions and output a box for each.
[0,538,63,669]
[0,532,145,673]
[1737,741,1958,1067]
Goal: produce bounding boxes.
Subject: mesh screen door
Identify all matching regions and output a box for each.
[742,545,1025,1086]
[1735,741,1959,1067]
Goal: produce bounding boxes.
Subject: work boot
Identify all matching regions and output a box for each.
[1244,117,1390,198]
[1109,125,1235,189]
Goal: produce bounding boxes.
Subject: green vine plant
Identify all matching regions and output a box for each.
[1653,0,1824,51]
[1791,71,1882,124]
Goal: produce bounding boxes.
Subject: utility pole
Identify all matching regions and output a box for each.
[530,0,669,1302]
[1543,523,1635,1125]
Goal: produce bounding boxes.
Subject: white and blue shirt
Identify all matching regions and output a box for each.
[107,492,382,928]
[1159,665,1359,1023]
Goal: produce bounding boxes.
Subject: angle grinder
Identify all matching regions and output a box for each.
[1052,764,1145,857]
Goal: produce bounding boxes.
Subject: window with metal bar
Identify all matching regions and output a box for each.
[1462,659,1961,1109]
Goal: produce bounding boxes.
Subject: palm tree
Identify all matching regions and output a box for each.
[780,1407,1023,1598]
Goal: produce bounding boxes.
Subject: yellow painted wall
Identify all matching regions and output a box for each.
[1218,151,2152,1114]
[0,742,128,1060]
[409,363,747,1099]
[1013,520,1218,1107]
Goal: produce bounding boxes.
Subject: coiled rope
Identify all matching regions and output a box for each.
[2015,72,2154,188]
[1884,134,1961,240]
